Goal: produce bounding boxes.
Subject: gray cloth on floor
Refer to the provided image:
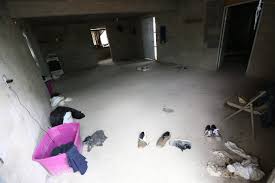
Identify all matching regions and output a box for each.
[162,107,174,113]
[83,130,107,152]
[169,139,191,151]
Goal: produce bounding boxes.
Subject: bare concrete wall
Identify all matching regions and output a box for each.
[155,0,223,70]
[32,17,143,70]
[33,24,97,73]
[246,2,275,81]
[23,24,50,76]
[0,17,50,183]
[95,48,111,61]
[107,18,144,61]
[60,24,97,72]
[7,0,177,18]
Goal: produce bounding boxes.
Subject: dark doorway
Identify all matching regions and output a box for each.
[218,2,259,73]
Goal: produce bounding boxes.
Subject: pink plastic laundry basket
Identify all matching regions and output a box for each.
[32,123,82,175]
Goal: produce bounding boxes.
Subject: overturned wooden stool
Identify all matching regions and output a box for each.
[222,91,267,139]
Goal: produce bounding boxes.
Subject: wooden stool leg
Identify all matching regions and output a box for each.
[250,104,255,139]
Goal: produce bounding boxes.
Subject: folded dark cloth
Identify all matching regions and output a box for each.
[51,142,74,156]
[50,106,85,127]
[66,145,88,175]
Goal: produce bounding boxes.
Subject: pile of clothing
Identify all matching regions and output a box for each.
[47,94,88,175]
[51,142,88,175]
[49,94,85,127]
[50,106,85,127]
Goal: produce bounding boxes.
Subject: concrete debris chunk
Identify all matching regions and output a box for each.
[206,162,234,178]
[267,168,275,183]
[227,162,265,181]
[207,141,265,181]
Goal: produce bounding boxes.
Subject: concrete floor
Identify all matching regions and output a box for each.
[49,61,275,183]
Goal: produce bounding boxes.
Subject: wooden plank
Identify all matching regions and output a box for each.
[224,0,257,6]
[222,91,266,123]
[250,104,255,139]
[226,101,262,115]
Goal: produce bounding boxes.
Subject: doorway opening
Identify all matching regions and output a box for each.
[141,17,157,61]
[217,1,260,73]
[90,28,113,65]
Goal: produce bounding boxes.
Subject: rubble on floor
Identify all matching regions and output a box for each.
[83,130,108,152]
[206,141,265,181]
[206,162,235,178]
[227,161,264,181]
[267,168,275,183]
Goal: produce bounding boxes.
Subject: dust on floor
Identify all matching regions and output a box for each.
[50,61,275,183]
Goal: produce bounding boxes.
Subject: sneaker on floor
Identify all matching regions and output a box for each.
[204,125,212,137]
[138,132,148,148]
[156,131,171,147]
[211,125,221,137]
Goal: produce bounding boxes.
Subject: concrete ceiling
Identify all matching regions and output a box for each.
[25,13,147,25]
[7,0,178,18]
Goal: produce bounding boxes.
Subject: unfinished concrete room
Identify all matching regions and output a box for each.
[1,0,275,183]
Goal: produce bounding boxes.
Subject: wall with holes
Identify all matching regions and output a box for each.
[0,16,51,183]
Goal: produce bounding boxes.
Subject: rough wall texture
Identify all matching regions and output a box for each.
[95,48,111,61]
[32,17,143,72]
[23,24,50,76]
[155,0,223,70]
[246,2,275,81]
[0,17,50,183]
[33,24,97,73]
[107,18,144,61]
[60,24,97,72]
[7,0,177,18]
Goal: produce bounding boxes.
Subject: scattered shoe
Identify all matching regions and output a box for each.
[156,131,171,147]
[204,125,212,137]
[138,132,148,148]
[211,125,221,137]
[204,124,221,137]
